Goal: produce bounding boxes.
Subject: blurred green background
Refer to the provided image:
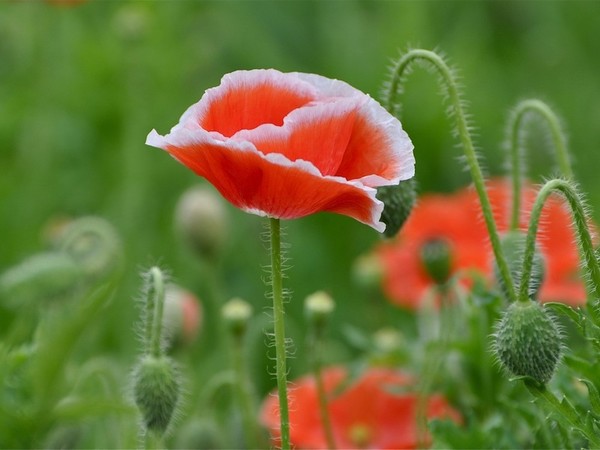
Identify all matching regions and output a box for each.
[1,0,600,432]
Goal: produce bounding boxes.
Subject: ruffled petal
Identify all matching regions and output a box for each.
[294,72,415,186]
[146,129,387,232]
[194,69,318,137]
[233,97,361,176]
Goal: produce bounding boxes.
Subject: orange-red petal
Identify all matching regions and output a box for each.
[147,129,386,231]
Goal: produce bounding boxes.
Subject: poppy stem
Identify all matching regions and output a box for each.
[269,217,291,450]
[520,179,600,315]
[506,99,573,231]
[384,49,518,303]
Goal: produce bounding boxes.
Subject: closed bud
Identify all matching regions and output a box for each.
[175,186,228,261]
[304,291,335,328]
[376,178,416,238]
[222,297,252,338]
[0,252,83,307]
[493,299,562,385]
[419,238,452,285]
[494,231,545,300]
[133,355,181,435]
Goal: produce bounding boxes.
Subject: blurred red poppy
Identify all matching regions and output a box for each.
[260,366,460,449]
[376,179,588,308]
[147,69,414,232]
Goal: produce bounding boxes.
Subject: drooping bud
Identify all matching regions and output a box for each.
[57,216,123,281]
[175,185,228,261]
[162,285,202,348]
[376,178,416,238]
[304,291,335,329]
[222,297,253,338]
[419,238,452,285]
[133,355,181,435]
[0,252,83,307]
[493,299,562,385]
[494,231,545,301]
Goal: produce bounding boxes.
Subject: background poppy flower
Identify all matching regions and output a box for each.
[376,179,589,309]
[260,366,460,449]
[147,69,415,232]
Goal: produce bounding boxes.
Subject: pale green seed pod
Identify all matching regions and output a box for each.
[494,231,545,301]
[493,299,562,384]
[133,355,181,435]
[0,252,83,307]
[222,297,253,338]
[376,178,416,238]
[304,291,335,328]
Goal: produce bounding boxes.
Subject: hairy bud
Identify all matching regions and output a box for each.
[493,299,561,384]
[376,178,416,238]
[133,355,181,434]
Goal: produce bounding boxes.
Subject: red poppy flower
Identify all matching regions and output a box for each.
[260,366,460,449]
[376,179,588,309]
[147,70,415,232]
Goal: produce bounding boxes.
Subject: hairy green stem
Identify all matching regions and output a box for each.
[148,267,165,358]
[384,49,517,303]
[269,218,290,450]
[519,179,600,312]
[507,99,573,230]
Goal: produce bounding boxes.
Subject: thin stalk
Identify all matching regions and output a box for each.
[507,99,573,230]
[269,218,290,450]
[311,328,336,449]
[232,336,261,449]
[519,179,600,313]
[384,49,517,303]
[148,267,166,358]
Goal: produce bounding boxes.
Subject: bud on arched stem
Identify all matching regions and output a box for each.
[506,99,573,231]
[519,179,600,317]
[383,49,517,303]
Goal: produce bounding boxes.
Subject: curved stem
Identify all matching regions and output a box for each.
[148,267,165,358]
[507,99,573,230]
[269,218,290,450]
[519,179,600,311]
[384,49,517,303]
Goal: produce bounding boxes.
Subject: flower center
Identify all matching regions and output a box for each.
[348,423,372,448]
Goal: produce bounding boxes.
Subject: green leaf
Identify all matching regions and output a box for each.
[580,379,600,415]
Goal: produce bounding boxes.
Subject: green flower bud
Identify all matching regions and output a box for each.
[133,355,181,435]
[494,231,545,301]
[0,252,83,307]
[175,186,228,261]
[304,291,335,328]
[419,238,452,285]
[222,297,253,338]
[376,178,416,238]
[493,299,562,385]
